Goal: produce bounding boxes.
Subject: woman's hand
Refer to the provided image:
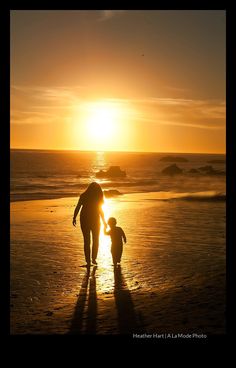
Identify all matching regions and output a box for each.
[73,217,77,227]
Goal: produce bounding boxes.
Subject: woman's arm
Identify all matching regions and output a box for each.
[72,198,82,226]
[99,206,107,228]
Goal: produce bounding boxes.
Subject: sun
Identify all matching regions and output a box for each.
[72,99,132,151]
[85,102,118,144]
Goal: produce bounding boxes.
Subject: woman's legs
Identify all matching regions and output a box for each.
[91,222,100,262]
[80,221,91,264]
[80,216,100,264]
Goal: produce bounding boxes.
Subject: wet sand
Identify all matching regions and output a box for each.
[10,193,225,335]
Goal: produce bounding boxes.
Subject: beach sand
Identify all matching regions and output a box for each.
[10,193,225,335]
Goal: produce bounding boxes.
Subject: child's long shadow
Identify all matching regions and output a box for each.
[114,266,140,334]
[69,266,97,334]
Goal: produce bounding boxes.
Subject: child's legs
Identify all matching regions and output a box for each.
[111,244,122,264]
[117,244,123,263]
[111,246,116,264]
[112,253,117,265]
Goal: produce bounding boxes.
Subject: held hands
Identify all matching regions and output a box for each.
[103,221,108,235]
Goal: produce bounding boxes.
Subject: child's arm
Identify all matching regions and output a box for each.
[121,229,127,243]
[104,228,111,236]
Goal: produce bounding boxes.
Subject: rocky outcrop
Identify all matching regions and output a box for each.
[103,190,122,198]
[96,166,126,178]
[197,165,225,176]
[207,159,225,164]
[162,164,183,175]
[188,168,200,174]
[160,156,188,162]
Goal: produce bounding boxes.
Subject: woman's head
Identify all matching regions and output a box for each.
[84,182,104,202]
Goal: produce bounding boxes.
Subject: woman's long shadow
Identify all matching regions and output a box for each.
[114,266,140,334]
[69,266,97,334]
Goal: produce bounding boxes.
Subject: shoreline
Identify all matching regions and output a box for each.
[10,193,83,203]
[10,189,226,204]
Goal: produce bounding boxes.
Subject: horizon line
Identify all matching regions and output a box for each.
[10,147,226,155]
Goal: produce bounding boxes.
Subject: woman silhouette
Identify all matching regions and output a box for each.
[73,182,106,266]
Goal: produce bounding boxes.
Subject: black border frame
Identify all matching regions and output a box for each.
[1,2,235,349]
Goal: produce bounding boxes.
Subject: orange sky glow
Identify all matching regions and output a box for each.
[10,10,226,153]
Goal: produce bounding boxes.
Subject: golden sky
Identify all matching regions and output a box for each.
[10,10,226,153]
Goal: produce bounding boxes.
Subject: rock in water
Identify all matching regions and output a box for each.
[96,166,126,178]
[198,165,214,172]
[162,164,183,175]
[160,156,188,162]
[188,168,200,174]
[207,159,225,164]
[103,190,122,198]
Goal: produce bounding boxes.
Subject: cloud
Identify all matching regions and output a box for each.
[11,85,83,125]
[11,109,64,125]
[164,86,191,93]
[105,96,226,130]
[134,117,225,130]
[11,84,85,110]
[11,86,226,131]
[11,85,85,102]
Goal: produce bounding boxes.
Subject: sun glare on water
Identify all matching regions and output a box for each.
[99,199,112,258]
[97,198,117,291]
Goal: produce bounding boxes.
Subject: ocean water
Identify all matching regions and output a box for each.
[10,149,226,202]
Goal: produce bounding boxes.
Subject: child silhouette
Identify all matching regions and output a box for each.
[104,217,127,266]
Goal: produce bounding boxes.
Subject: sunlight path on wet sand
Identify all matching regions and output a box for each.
[69,199,142,334]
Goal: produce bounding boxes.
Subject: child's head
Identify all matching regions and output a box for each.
[108,217,117,228]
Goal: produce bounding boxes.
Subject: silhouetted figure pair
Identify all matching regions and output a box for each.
[73,182,106,266]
